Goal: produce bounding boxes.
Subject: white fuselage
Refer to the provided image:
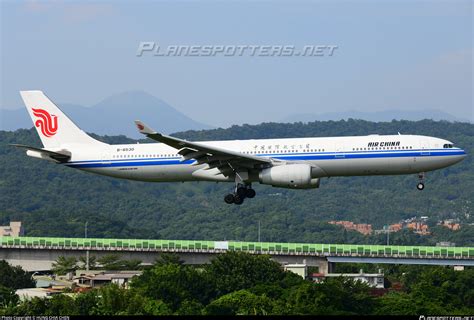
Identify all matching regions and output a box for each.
[64,134,466,184]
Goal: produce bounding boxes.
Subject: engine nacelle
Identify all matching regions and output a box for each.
[259,164,320,189]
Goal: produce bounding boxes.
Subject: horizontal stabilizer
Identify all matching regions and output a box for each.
[10,144,71,163]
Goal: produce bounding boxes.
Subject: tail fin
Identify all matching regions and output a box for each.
[20,90,104,149]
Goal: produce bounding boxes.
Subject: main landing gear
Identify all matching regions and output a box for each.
[416,172,425,191]
[224,184,256,205]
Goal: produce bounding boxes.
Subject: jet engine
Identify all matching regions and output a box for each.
[259,164,320,189]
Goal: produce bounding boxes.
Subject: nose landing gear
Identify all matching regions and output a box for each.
[417,172,425,191]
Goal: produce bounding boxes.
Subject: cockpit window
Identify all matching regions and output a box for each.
[443,144,454,148]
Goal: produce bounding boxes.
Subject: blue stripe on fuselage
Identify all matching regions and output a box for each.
[64,149,466,169]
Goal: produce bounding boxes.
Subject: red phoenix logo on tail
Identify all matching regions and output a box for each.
[32,108,58,137]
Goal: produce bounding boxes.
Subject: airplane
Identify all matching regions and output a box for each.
[13,90,467,205]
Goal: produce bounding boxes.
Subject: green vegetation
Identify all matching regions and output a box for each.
[1,253,473,315]
[51,256,78,276]
[0,260,34,307]
[0,260,35,290]
[0,119,473,246]
[96,254,142,270]
[50,254,142,272]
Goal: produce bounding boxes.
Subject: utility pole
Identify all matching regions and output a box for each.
[258,220,261,242]
[85,221,89,271]
[384,225,390,246]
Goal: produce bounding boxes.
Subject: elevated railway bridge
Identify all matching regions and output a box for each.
[1,236,473,273]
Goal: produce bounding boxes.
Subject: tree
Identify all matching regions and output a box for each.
[0,260,35,289]
[51,256,77,275]
[93,284,130,315]
[155,253,184,266]
[286,277,375,315]
[121,259,142,270]
[78,255,97,270]
[175,299,204,315]
[97,254,123,270]
[96,254,142,270]
[5,296,49,315]
[204,290,276,315]
[131,263,214,310]
[206,252,286,296]
[44,295,79,315]
[374,292,426,315]
[141,298,172,316]
[407,267,474,314]
[74,290,99,315]
[0,285,18,307]
[92,284,171,315]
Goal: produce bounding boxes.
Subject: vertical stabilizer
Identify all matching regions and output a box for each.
[20,90,104,149]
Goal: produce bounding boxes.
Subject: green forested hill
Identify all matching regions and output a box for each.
[1,119,473,245]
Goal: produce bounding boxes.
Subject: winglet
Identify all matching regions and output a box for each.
[134,120,156,135]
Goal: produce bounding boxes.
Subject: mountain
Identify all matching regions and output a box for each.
[282,109,470,124]
[0,91,211,138]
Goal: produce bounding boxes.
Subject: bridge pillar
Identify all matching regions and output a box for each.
[316,260,330,275]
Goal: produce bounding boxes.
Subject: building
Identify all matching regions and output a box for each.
[284,264,307,279]
[0,221,24,237]
[328,221,373,235]
[389,223,403,232]
[438,220,461,231]
[436,241,456,247]
[74,271,141,288]
[406,222,430,235]
[16,288,63,300]
[311,269,385,289]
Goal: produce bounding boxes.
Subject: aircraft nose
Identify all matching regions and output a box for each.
[456,149,467,162]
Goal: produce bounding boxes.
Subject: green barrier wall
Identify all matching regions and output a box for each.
[1,236,472,257]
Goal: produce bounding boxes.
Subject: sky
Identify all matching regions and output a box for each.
[1,0,472,127]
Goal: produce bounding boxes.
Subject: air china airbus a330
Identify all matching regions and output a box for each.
[13,91,466,205]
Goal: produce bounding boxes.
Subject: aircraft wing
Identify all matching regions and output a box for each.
[134,120,272,175]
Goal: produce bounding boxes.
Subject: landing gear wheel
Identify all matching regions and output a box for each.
[417,182,425,191]
[234,195,244,205]
[236,187,247,198]
[245,188,256,198]
[224,194,235,204]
